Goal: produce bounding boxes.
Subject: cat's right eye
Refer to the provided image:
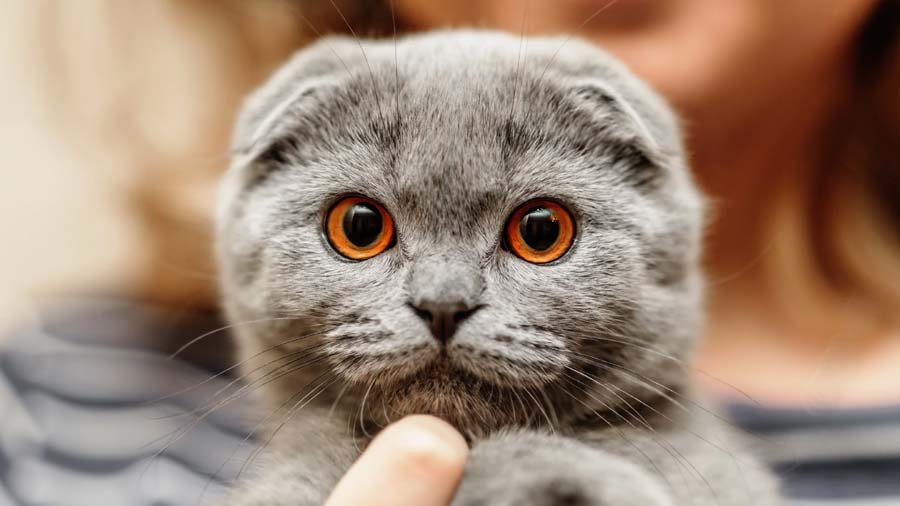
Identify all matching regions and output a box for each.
[325,196,395,260]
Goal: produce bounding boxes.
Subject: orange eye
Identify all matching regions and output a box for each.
[326,196,395,260]
[505,200,575,264]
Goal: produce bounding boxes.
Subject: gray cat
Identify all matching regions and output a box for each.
[216,30,780,505]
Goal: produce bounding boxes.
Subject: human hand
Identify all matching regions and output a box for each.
[325,415,469,506]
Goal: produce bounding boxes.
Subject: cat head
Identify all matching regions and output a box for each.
[216,31,705,435]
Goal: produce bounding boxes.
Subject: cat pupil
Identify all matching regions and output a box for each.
[342,203,382,247]
[519,207,560,251]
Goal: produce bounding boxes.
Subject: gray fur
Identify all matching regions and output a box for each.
[216,30,779,505]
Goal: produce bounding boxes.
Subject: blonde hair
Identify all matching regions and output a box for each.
[25,0,900,334]
[22,1,308,306]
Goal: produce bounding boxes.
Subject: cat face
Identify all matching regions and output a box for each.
[217,31,704,434]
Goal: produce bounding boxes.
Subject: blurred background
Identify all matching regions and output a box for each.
[0,1,301,328]
[0,0,899,504]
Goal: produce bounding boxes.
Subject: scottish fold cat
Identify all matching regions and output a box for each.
[216,30,779,505]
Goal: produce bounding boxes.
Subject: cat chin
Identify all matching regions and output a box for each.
[365,362,540,435]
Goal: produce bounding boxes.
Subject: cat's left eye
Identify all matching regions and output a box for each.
[325,196,395,260]
[504,200,575,264]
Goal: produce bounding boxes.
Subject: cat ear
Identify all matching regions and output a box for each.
[567,80,674,190]
[230,36,359,167]
[569,80,662,151]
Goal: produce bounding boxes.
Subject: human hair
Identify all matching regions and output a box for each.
[802,0,900,328]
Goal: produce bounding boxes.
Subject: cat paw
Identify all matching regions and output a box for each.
[452,474,671,506]
[451,434,672,506]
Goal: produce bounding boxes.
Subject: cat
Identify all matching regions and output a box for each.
[215,30,780,505]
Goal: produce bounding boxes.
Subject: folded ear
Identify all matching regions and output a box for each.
[231,36,360,165]
[569,80,661,151]
[562,79,675,190]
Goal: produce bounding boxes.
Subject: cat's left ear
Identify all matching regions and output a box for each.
[566,79,681,190]
[576,81,659,145]
[568,79,669,153]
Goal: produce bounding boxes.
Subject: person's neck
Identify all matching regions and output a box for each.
[691,72,839,283]
[690,57,900,406]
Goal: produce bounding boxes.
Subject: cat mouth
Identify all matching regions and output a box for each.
[328,333,563,393]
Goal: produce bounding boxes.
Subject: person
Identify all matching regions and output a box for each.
[2,1,898,504]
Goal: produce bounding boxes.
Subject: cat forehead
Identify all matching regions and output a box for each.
[287,30,639,122]
[352,32,600,105]
[374,30,561,74]
[312,61,605,219]
[301,34,629,173]
[335,36,558,123]
[230,31,686,229]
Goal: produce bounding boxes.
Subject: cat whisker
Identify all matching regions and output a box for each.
[523,386,555,433]
[507,0,531,128]
[538,386,561,428]
[609,382,731,455]
[146,340,331,421]
[328,379,353,419]
[564,366,644,433]
[326,0,390,133]
[357,379,376,439]
[571,350,694,412]
[605,381,758,489]
[568,351,772,446]
[348,376,366,454]
[281,2,359,82]
[566,376,709,497]
[233,3,360,160]
[147,326,334,407]
[210,342,330,400]
[694,368,761,407]
[565,327,686,363]
[141,351,331,475]
[515,387,536,427]
[559,383,674,490]
[235,370,342,481]
[388,0,402,146]
[168,315,311,359]
[192,370,344,505]
[380,389,392,429]
[565,366,720,502]
[139,346,328,457]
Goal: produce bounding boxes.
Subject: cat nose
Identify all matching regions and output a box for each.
[411,300,479,344]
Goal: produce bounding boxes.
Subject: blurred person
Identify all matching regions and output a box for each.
[1,0,898,504]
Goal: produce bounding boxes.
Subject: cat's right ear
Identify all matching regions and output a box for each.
[229,36,359,171]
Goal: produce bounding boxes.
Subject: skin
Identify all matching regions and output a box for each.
[314,1,892,503]
[325,416,468,506]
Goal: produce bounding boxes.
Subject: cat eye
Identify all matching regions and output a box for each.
[325,196,395,260]
[505,200,575,264]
